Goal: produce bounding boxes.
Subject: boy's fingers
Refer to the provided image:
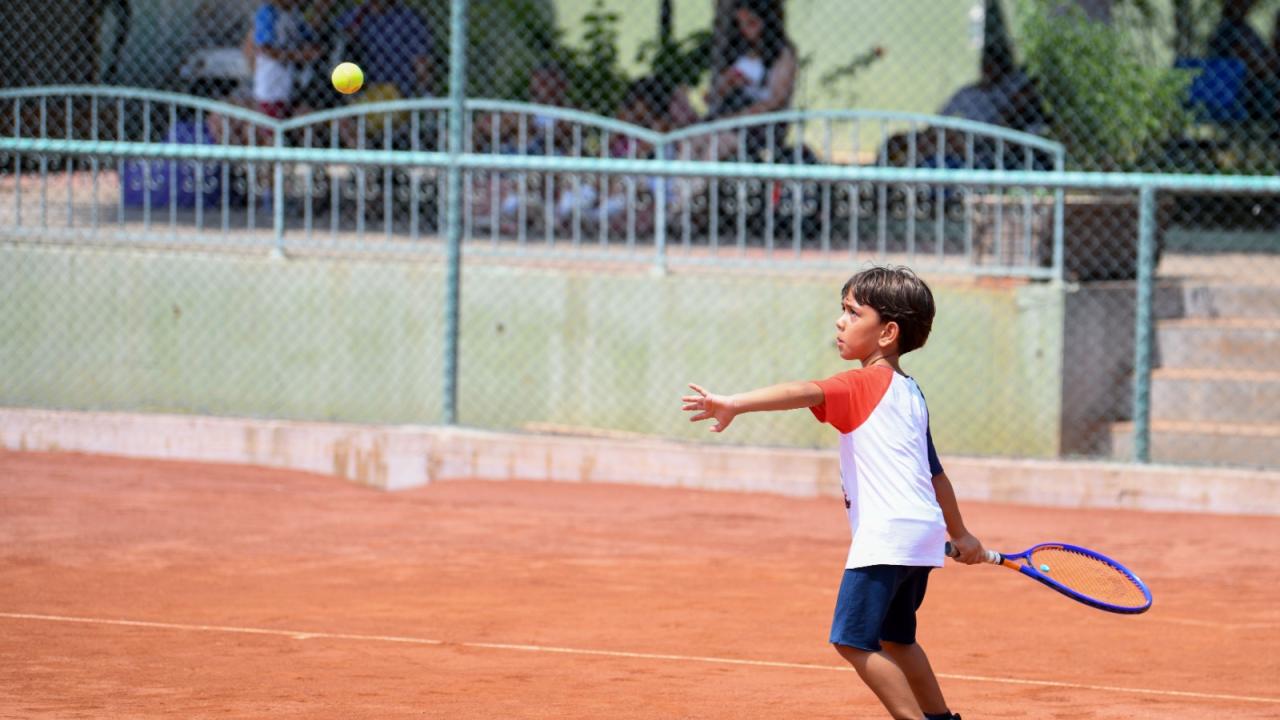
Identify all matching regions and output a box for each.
[687,383,707,396]
[689,411,711,422]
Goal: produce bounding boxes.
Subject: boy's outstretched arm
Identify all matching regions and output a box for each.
[682,381,823,433]
[932,471,985,564]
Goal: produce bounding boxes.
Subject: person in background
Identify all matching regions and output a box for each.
[337,0,433,100]
[524,61,575,157]
[591,76,683,234]
[884,49,1045,170]
[1270,6,1280,124]
[702,0,797,160]
[1273,6,1280,60]
[1208,0,1279,119]
[290,0,344,113]
[336,0,434,146]
[252,0,319,123]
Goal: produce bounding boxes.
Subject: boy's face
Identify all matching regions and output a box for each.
[835,290,893,362]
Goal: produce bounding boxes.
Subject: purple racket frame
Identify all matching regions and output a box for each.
[946,541,1153,614]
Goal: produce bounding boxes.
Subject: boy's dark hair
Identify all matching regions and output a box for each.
[842,266,935,355]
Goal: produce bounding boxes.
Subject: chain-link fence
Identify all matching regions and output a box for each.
[1,0,1277,470]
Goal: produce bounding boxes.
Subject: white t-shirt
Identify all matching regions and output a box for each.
[811,366,946,569]
[731,56,771,103]
[253,4,312,104]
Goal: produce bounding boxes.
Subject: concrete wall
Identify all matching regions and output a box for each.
[1,244,1065,457]
[7,409,1278,515]
[1060,284,1135,457]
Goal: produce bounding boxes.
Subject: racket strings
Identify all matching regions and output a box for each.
[1029,547,1148,608]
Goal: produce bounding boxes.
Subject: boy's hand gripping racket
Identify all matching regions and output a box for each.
[946,541,1152,614]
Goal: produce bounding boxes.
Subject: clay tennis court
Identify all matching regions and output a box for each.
[2,450,1277,719]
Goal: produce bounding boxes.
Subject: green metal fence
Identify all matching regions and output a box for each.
[2,0,1278,469]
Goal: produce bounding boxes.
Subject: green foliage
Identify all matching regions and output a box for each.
[563,0,628,115]
[486,0,713,117]
[1016,0,1193,170]
[637,29,714,91]
[450,0,557,97]
[816,45,886,105]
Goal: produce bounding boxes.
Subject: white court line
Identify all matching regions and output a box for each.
[2,611,1277,705]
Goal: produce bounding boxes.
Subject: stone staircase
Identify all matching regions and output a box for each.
[1111,282,1280,468]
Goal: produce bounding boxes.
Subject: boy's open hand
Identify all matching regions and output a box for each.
[682,383,739,433]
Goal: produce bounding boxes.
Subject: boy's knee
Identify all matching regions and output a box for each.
[832,642,873,660]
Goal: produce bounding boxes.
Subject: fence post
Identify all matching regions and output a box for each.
[1051,154,1065,282]
[443,0,469,426]
[654,140,668,274]
[272,126,285,257]
[1132,185,1156,463]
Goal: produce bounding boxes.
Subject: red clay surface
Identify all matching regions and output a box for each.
[2,450,1278,719]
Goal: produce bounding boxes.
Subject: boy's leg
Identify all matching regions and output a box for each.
[879,567,954,718]
[830,566,924,719]
[881,641,949,717]
[833,643,921,720]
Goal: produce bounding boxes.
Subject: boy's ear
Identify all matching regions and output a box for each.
[879,320,900,349]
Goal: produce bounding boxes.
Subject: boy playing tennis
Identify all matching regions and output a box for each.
[681,266,984,720]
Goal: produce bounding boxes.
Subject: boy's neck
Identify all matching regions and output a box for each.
[860,353,903,375]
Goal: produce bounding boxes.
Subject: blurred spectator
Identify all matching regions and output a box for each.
[703,0,797,159]
[1273,7,1280,125]
[252,0,320,122]
[706,0,796,120]
[292,0,344,112]
[337,0,433,100]
[1207,0,1279,119]
[885,49,1046,168]
[470,61,575,233]
[180,0,256,144]
[610,77,686,231]
[474,62,572,155]
[1273,7,1280,60]
[941,50,1045,133]
[613,77,680,154]
[188,0,257,58]
[566,77,685,234]
[938,53,1020,126]
[525,61,574,156]
[336,0,434,146]
[477,76,688,237]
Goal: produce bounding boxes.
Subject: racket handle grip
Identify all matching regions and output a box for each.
[944,542,1003,564]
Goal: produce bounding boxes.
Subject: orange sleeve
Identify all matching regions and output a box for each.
[809,367,894,434]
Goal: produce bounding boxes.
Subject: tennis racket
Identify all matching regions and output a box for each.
[945,541,1152,614]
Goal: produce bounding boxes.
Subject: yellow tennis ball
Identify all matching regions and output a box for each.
[331,62,364,95]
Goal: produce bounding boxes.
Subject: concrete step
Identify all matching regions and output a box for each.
[1151,368,1280,424]
[1155,282,1280,320]
[1111,420,1280,468]
[1154,317,1280,370]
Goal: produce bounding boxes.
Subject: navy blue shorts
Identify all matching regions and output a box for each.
[829,565,932,651]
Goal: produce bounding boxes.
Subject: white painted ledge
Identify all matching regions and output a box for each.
[2,408,1276,515]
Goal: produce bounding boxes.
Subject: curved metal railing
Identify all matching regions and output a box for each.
[0,87,1070,278]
